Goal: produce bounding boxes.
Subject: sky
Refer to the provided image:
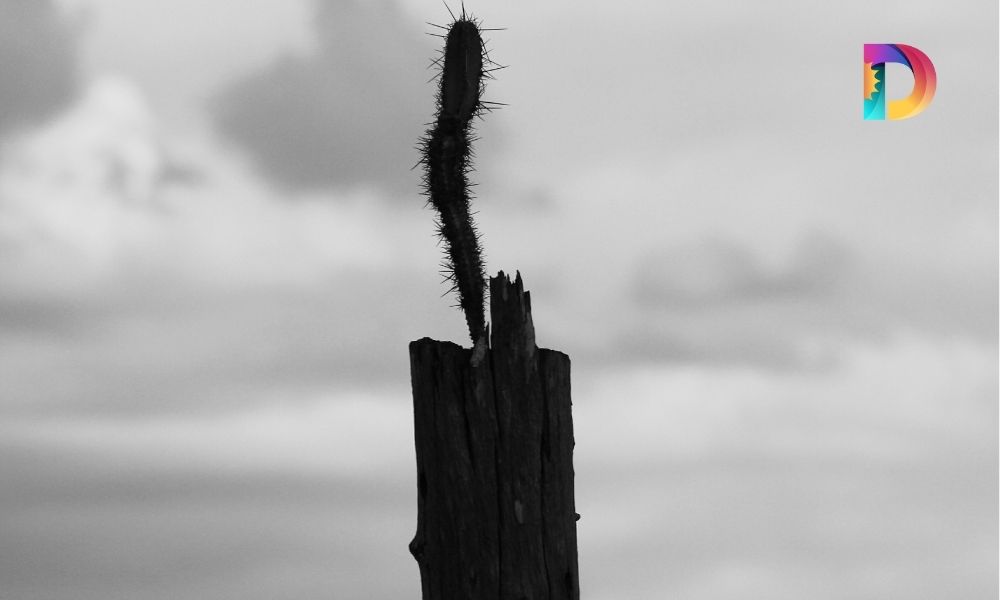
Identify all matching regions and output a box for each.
[0,0,996,598]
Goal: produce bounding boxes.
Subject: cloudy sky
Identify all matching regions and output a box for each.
[0,1,996,598]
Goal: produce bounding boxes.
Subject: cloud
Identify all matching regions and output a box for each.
[0,76,472,418]
[66,0,314,127]
[572,334,996,599]
[0,1,78,136]
[0,392,414,478]
[211,1,434,195]
[0,388,420,599]
[0,273,459,417]
[617,231,996,368]
[633,234,848,308]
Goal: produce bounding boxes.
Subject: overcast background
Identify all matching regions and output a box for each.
[0,1,996,598]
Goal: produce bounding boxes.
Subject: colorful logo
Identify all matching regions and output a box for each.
[864,44,937,120]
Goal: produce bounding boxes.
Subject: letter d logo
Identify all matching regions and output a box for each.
[863,44,937,120]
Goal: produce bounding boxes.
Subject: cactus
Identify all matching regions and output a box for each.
[419,8,502,346]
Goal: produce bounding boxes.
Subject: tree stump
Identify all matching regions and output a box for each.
[409,271,579,600]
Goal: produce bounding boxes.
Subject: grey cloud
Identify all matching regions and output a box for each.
[579,456,996,600]
[634,234,848,309]
[0,267,467,418]
[211,1,434,195]
[621,234,852,369]
[0,1,78,136]
[0,439,408,515]
[0,443,417,599]
[621,232,996,368]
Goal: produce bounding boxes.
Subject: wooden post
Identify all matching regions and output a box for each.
[409,271,579,600]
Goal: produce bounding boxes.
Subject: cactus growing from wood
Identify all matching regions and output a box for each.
[409,10,580,599]
[419,9,500,345]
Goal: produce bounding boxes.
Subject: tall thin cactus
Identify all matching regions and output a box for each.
[419,10,501,346]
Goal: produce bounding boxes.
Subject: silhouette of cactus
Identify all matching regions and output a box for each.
[419,10,501,344]
[409,13,580,597]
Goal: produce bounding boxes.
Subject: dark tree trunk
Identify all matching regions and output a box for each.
[409,271,579,600]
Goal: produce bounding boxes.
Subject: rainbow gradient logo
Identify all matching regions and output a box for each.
[864,44,937,120]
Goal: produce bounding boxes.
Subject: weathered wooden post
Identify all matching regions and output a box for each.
[409,271,579,599]
[409,10,580,598]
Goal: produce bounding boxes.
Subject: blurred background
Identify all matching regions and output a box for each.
[0,1,996,598]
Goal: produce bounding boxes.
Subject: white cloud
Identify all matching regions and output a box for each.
[0,78,161,289]
[0,76,418,295]
[0,75,458,418]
